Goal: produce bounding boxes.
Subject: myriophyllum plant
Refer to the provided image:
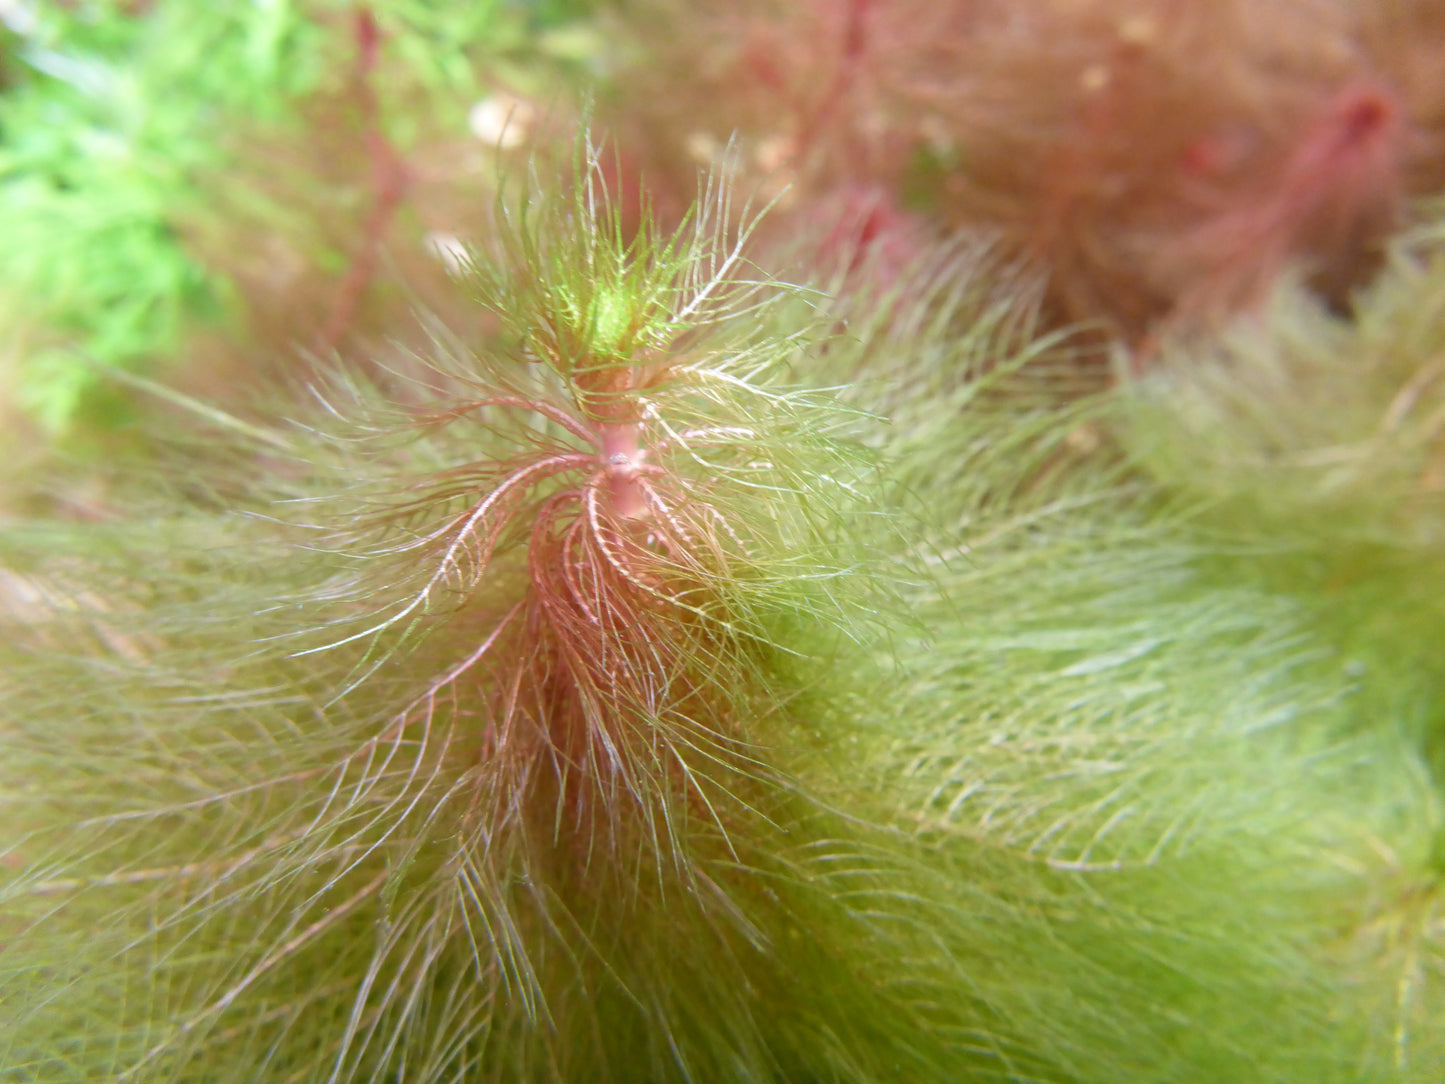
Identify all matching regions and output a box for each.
[8,132,1445,1084]
[0,147,932,1082]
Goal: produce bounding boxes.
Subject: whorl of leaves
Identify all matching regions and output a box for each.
[0,149,921,1083]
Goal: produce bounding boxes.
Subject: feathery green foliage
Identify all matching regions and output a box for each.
[10,163,1445,1081]
[1,146,976,1083]
[6,8,1445,1073]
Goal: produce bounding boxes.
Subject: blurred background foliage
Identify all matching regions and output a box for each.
[0,0,597,441]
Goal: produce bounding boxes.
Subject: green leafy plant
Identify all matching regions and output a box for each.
[0,144,961,1083]
[7,5,1445,1082]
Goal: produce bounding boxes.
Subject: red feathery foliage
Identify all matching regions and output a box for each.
[600,0,952,273]
[1358,0,1445,194]
[324,369,777,882]
[1162,78,1405,329]
[604,0,1445,347]
[921,0,1401,340]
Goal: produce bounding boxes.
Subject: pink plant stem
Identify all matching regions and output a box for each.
[796,0,872,169]
[1270,81,1401,227]
[600,422,649,520]
[1175,80,1403,325]
[318,6,412,354]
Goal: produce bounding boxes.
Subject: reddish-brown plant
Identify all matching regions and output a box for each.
[603,0,1441,349]
[283,148,851,895]
[599,0,961,273]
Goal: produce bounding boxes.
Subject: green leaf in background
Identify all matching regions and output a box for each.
[0,0,325,434]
